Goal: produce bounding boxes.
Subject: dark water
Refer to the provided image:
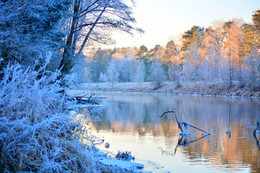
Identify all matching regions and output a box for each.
[91,93,260,172]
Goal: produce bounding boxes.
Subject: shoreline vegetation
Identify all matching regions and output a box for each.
[72,82,260,98]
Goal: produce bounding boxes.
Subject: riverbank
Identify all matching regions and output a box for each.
[72,82,260,98]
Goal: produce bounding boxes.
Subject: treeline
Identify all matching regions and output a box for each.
[76,10,260,88]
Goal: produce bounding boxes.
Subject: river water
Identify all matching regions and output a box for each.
[90,93,260,172]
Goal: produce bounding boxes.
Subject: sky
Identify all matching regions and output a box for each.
[107,0,260,49]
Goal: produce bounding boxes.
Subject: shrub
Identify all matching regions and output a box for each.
[0,59,103,172]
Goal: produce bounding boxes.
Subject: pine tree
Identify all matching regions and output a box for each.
[136,45,148,59]
[146,45,164,60]
[252,10,260,29]
[162,40,179,63]
[181,26,204,51]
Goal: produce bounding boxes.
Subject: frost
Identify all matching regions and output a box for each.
[0,60,114,172]
[116,151,135,161]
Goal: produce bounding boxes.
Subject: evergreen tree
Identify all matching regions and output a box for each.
[146,44,164,60]
[252,10,260,29]
[252,10,260,54]
[162,40,179,63]
[181,26,204,51]
[136,45,148,59]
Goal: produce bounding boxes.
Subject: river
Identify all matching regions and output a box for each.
[89,93,260,172]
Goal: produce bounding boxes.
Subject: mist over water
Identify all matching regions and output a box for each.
[90,94,260,172]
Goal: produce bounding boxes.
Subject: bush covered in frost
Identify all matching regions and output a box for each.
[0,59,111,172]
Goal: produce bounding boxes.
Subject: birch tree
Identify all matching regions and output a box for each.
[223,19,244,86]
[241,46,260,87]
[107,60,119,87]
[149,61,167,88]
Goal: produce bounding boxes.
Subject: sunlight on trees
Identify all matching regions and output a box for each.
[77,10,259,90]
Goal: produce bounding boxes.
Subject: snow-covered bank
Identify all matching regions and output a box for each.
[94,151,145,172]
[72,82,260,98]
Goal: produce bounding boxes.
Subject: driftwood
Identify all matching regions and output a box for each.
[159,110,211,136]
[253,119,260,150]
[74,94,99,105]
[72,93,106,105]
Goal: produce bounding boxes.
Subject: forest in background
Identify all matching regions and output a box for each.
[74,10,260,90]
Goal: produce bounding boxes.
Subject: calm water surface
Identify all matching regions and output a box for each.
[90,93,260,172]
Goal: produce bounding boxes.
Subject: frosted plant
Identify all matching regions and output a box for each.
[134,61,145,86]
[239,46,259,87]
[0,57,113,172]
[99,72,108,83]
[149,61,167,88]
[107,60,119,87]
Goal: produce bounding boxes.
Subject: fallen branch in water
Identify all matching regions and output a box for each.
[159,111,184,133]
[74,94,99,105]
[159,110,211,136]
[159,110,211,155]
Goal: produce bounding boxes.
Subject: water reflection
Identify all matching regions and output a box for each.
[91,93,260,172]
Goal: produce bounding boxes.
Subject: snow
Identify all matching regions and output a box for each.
[99,157,144,171]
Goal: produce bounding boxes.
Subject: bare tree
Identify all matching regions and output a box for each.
[60,0,143,74]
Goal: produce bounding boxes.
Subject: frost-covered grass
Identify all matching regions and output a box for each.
[72,81,260,97]
[0,62,130,172]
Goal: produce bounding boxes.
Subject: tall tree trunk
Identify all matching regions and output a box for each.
[60,1,108,75]
[60,0,81,74]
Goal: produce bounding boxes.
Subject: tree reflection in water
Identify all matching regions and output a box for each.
[174,133,211,154]
[88,93,260,173]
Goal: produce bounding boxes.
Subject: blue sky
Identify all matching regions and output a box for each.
[110,0,259,49]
